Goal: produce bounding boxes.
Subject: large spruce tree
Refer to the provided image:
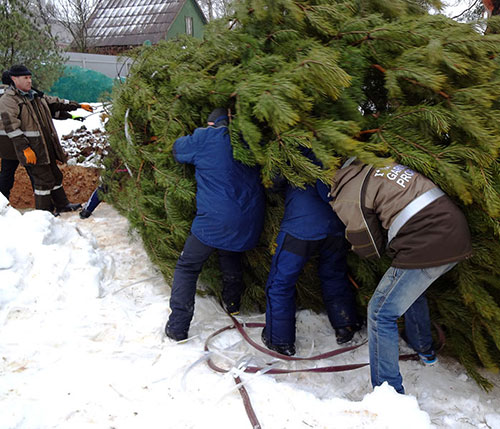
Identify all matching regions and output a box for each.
[103,0,500,389]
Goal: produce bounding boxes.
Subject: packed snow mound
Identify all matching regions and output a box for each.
[0,193,106,311]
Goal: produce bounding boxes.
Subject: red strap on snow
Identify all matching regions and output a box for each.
[204,314,446,429]
[204,319,370,374]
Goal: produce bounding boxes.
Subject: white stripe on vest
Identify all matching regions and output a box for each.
[388,187,445,244]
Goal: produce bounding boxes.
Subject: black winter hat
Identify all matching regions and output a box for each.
[9,64,32,77]
[207,108,228,125]
[1,70,13,85]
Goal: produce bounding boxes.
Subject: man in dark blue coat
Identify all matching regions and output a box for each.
[262,154,361,356]
[165,108,265,341]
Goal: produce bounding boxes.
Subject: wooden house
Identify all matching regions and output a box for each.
[86,0,207,54]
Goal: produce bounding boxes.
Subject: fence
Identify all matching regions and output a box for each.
[64,52,132,79]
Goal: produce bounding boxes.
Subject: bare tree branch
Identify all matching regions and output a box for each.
[451,0,483,19]
[33,0,97,52]
[197,0,233,20]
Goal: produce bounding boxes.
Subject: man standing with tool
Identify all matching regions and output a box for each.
[329,157,472,394]
[0,64,93,213]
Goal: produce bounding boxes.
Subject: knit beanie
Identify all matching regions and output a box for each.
[207,108,228,125]
[9,64,32,77]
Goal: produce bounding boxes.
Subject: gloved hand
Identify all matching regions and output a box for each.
[80,103,93,112]
[23,147,37,164]
[71,114,85,122]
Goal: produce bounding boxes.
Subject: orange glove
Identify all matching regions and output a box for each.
[80,103,93,112]
[23,147,37,164]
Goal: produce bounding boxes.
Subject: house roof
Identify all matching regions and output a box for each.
[87,0,206,47]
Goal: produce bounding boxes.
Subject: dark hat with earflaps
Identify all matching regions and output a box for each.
[1,70,13,85]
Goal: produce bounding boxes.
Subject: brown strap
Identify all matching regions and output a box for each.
[233,375,262,429]
[205,314,446,428]
[231,316,368,361]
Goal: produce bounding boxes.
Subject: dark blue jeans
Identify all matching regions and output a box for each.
[167,234,243,337]
[265,232,359,346]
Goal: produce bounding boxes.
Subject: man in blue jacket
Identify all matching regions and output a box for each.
[262,152,361,356]
[165,108,266,341]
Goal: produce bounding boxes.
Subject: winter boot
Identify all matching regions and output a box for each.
[79,208,92,219]
[165,322,188,342]
[52,186,82,214]
[34,193,54,212]
[335,323,362,345]
[223,300,240,315]
[261,328,296,356]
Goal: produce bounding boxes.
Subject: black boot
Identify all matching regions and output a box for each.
[165,322,188,341]
[261,328,296,356]
[79,208,92,219]
[34,193,54,212]
[51,186,81,214]
[335,323,362,345]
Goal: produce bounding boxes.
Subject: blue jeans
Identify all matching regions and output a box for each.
[368,262,457,394]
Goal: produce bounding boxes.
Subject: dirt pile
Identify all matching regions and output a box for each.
[8,125,107,209]
[60,125,110,168]
[10,165,101,209]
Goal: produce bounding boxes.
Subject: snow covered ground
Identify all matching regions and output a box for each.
[1,198,500,429]
[0,106,499,428]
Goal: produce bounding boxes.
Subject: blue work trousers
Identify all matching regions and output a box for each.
[84,185,105,213]
[167,234,243,337]
[265,231,358,346]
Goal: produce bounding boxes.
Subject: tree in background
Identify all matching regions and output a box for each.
[483,0,500,32]
[198,0,234,20]
[33,0,97,53]
[0,0,63,91]
[103,0,500,389]
[445,0,487,21]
